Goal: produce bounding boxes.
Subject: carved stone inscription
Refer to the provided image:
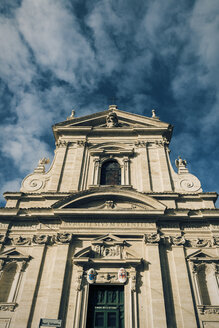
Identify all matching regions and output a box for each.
[63,221,155,228]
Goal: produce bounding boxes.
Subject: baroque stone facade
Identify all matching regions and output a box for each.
[0,105,219,328]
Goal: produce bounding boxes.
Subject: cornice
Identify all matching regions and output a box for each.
[0,206,218,221]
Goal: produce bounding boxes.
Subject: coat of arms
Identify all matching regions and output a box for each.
[87,268,96,284]
[118,268,127,283]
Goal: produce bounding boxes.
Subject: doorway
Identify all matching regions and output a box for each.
[86,285,124,328]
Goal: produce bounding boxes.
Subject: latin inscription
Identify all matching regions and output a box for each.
[63,221,155,228]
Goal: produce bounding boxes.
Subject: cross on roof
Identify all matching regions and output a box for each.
[109,96,118,105]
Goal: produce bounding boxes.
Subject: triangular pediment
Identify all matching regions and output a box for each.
[92,234,124,245]
[0,247,30,260]
[187,249,214,260]
[74,235,138,261]
[54,109,170,129]
[52,187,166,213]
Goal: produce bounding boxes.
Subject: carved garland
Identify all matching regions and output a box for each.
[0,232,217,248]
[143,232,215,248]
[0,233,73,246]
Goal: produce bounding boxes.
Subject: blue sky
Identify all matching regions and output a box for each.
[0,0,219,206]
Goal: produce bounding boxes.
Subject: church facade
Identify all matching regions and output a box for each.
[0,105,219,328]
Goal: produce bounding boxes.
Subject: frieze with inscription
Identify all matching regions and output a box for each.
[182,224,210,230]
[63,221,155,228]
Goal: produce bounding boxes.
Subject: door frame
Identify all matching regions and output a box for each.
[72,258,141,328]
[87,284,124,328]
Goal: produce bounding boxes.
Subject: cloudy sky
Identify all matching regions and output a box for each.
[0,0,219,206]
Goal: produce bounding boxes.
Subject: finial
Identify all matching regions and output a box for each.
[34,158,50,174]
[152,109,159,119]
[67,109,75,120]
[108,104,118,111]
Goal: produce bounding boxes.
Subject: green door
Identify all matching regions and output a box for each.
[86,285,124,328]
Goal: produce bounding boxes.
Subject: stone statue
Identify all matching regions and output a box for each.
[175,156,187,169]
[106,112,119,127]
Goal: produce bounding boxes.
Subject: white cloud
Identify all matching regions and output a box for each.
[172,0,219,126]
[0,17,35,90]
[16,0,98,88]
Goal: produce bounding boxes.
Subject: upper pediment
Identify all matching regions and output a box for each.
[53,108,170,130]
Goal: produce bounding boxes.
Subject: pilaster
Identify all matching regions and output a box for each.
[44,244,69,319]
[168,246,197,327]
[147,243,167,328]
[59,143,77,192]
[10,246,45,328]
[135,143,151,192]
[47,142,68,192]
[157,144,173,192]
[70,141,86,191]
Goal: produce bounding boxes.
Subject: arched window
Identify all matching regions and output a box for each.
[100,160,121,185]
[0,262,17,302]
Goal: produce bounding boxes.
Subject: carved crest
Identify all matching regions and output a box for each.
[87,268,96,284]
[118,268,127,283]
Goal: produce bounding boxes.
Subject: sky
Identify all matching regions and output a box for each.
[0,0,219,206]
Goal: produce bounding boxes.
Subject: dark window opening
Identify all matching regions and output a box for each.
[100,160,121,185]
[0,262,17,302]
